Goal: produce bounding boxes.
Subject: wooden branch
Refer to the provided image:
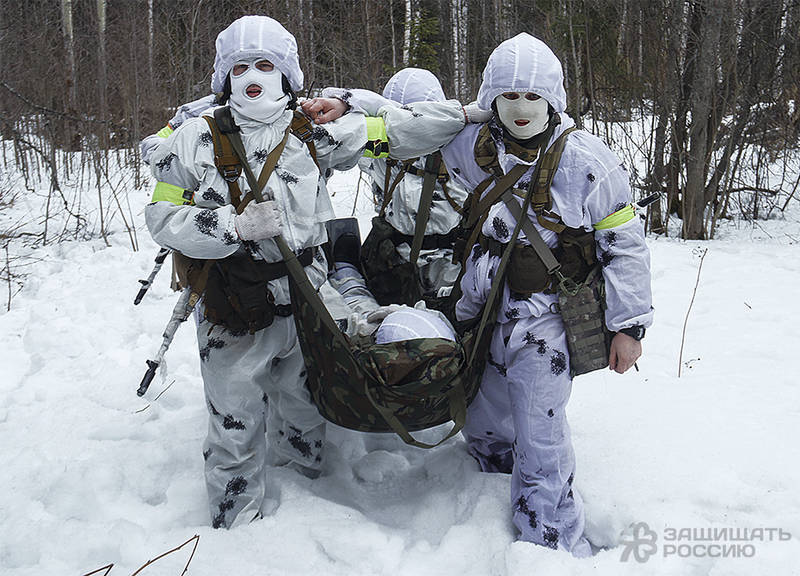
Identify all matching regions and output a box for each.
[725,186,779,196]
[81,564,113,576]
[678,248,708,377]
[130,534,200,576]
[0,80,111,126]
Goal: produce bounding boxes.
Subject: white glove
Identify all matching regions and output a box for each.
[234,200,283,241]
[365,304,404,324]
[463,102,493,124]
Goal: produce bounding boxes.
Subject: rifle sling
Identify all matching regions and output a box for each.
[409,153,441,265]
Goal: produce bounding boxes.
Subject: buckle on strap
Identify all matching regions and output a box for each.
[214,155,242,183]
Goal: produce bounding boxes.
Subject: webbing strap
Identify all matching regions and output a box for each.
[409,153,441,265]
[532,126,577,220]
[501,191,561,275]
[467,178,532,367]
[460,164,528,266]
[203,114,244,208]
[378,160,410,218]
[466,163,529,229]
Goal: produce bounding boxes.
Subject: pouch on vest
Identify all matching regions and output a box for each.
[203,255,278,335]
[557,267,612,376]
[506,243,552,295]
[361,215,423,306]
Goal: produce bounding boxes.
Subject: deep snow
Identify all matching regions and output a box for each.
[1,164,799,576]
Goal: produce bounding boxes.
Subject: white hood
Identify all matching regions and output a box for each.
[211,16,303,94]
[476,33,567,113]
[382,68,446,104]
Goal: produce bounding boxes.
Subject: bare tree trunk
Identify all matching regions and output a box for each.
[309,0,316,86]
[61,0,77,111]
[97,0,108,150]
[617,0,628,59]
[147,0,154,89]
[494,0,511,41]
[567,0,583,125]
[390,0,397,70]
[683,1,722,239]
[403,0,412,65]
[451,0,468,99]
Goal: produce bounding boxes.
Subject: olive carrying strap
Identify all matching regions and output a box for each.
[459,163,529,266]
[409,152,442,265]
[207,107,290,212]
[498,127,581,294]
[379,159,411,217]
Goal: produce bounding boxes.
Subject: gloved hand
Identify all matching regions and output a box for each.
[234,200,283,241]
[462,102,493,124]
[365,304,404,324]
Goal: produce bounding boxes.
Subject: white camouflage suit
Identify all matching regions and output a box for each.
[323,68,469,297]
[328,33,653,555]
[447,35,654,556]
[144,16,467,529]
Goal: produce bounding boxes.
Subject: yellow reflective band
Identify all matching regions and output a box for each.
[151,181,194,205]
[363,116,389,159]
[156,124,174,139]
[594,203,635,230]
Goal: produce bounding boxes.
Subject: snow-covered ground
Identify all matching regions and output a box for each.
[1,163,799,576]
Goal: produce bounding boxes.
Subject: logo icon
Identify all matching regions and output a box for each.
[620,522,658,563]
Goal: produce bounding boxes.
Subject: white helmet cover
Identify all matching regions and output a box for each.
[476,33,567,113]
[375,307,456,344]
[211,16,303,94]
[382,68,446,104]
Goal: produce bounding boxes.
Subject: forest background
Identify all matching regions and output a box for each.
[0,0,798,254]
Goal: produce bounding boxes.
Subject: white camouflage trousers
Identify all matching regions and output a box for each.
[196,309,325,529]
[462,311,591,557]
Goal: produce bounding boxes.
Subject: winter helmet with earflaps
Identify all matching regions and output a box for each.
[211,16,303,105]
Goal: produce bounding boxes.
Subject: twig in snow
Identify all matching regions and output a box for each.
[81,564,113,576]
[678,248,708,377]
[130,534,200,576]
[133,379,176,414]
[4,243,10,312]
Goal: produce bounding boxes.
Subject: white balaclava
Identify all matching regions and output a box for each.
[477,33,567,139]
[211,16,304,123]
[495,94,550,140]
[382,68,446,105]
[375,307,456,344]
[229,59,289,124]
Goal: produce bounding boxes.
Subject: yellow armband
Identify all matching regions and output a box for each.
[156,124,174,139]
[151,181,194,205]
[363,117,389,159]
[594,203,635,230]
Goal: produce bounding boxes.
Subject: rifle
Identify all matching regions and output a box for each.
[636,192,661,209]
[137,287,199,396]
[134,247,171,305]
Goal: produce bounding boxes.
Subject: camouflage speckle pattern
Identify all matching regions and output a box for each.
[202,187,225,205]
[542,525,560,549]
[289,276,495,434]
[155,152,177,173]
[194,209,218,237]
[492,216,510,240]
[550,350,567,375]
[515,496,538,529]
[199,337,225,362]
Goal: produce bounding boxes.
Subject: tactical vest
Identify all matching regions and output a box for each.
[361,151,462,309]
[466,119,612,376]
[173,107,320,335]
[464,120,597,296]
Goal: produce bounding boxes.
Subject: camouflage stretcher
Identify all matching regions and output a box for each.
[279,234,507,448]
[205,108,519,449]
